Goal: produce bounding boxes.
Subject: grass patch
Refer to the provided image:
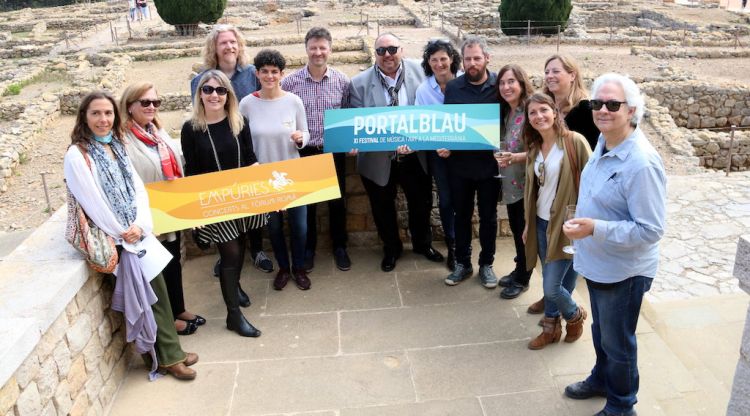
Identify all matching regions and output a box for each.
[18,153,28,165]
[2,69,72,96]
[4,83,23,96]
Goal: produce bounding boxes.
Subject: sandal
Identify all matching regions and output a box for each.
[177,313,206,326]
[175,320,198,336]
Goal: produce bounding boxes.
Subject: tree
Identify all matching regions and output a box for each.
[153,0,227,35]
[499,0,572,36]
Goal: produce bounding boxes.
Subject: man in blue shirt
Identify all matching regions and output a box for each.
[189,25,273,286]
[563,73,667,416]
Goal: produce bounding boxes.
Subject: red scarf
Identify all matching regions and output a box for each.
[128,121,183,180]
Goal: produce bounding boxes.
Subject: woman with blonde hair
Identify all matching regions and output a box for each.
[64,91,198,380]
[521,93,591,350]
[120,82,205,336]
[182,70,266,337]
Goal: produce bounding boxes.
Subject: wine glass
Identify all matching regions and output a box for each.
[494,141,510,178]
[562,204,577,254]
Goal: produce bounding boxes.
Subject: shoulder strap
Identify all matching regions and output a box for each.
[564,135,580,193]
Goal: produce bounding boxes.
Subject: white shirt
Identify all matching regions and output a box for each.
[535,144,564,221]
[377,65,408,107]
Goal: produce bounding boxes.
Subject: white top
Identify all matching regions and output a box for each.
[534,143,564,221]
[377,65,408,107]
[238,92,309,163]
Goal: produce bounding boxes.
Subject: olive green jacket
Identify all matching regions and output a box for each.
[524,132,592,271]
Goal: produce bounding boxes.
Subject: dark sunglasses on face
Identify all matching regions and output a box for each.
[590,99,627,112]
[201,85,229,96]
[138,99,162,108]
[375,46,400,56]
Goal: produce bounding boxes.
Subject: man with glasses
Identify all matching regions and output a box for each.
[349,33,444,272]
[562,73,666,416]
[281,27,352,273]
[190,25,275,279]
[442,36,500,289]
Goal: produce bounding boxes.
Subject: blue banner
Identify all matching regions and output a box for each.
[323,104,501,153]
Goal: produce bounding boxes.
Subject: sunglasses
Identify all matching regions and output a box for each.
[138,99,161,108]
[375,46,400,56]
[201,85,229,96]
[537,160,546,187]
[590,99,627,112]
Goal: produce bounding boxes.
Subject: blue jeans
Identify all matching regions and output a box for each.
[585,275,652,414]
[428,152,454,241]
[268,206,307,270]
[536,217,579,319]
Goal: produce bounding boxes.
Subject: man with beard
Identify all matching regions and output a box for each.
[190,25,275,282]
[281,27,352,272]
[442,36,500,288]
[349,33,444,272]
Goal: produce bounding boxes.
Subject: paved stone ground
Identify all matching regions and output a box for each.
[106,240,747,416]
[652,171,750,302]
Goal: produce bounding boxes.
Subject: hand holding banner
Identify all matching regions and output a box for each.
[323,103,500,153]
[145,154,340,235]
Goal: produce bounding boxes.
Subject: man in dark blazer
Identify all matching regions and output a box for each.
[349,33,444,272]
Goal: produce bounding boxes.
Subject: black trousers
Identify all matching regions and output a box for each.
[449,174,499,267]
[247,227,263,255]
[506,198,529,284]
[161,232,185,319]
[360,154,433,257]
[299,147,348,254]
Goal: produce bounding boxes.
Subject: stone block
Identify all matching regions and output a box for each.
[53,380,72,416]
[81,333,103,373]
[68,391,89,416]
[85,398,102,416]
[52,341,71,379]
[35,355,58,402]
[40,400,55,416]
[65,314,92,355]
[14,354,40,389]
[347,195,371,215]
[97,377,118,411]
[97,318,112,350]
[15,381,41,416]
[0,377,19,415]
[83,372,102,405]
[67,356,87,394]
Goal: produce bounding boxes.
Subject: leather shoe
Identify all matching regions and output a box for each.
[499,281,529,299]
[381,255,398,272]
[184,352,199,366]
[293,268,311,290]
[334,247,351,271]
[159,362,196,381]
[414,246,444,262]
[175,320,197,336]
[594,409,637,416]
[564,380,607,400]
[273,268,291,290]
[238,285,251,307]
[498,270,517,288]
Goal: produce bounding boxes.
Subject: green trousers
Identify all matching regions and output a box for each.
[149,273,187,366]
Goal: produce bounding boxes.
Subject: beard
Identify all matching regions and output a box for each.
[465,66,487,83]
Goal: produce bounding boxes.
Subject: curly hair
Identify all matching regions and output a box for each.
[201,25,249,70]
[420,39,461,77]
[70,91,123,150]
[253,49,286,71]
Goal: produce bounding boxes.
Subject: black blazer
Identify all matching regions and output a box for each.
[565,100,600,151]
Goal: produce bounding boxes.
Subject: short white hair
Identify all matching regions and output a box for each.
[590,73,645,127]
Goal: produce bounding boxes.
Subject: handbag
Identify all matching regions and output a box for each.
[64,147,119,273]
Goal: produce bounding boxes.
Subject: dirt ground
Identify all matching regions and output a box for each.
[1,2,749,232]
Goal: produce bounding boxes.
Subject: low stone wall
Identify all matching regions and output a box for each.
[0,102,26,121]
[641,81,750,129]
[727,235,750,415]
[689,129,750,171]
[0,208,130,416]
[633,46,750,59]
[0,44,52,59]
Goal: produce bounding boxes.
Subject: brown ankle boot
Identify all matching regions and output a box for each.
[564,306,588,343]
[159,362,196,380]
[528,316,562,350]
[527,296,544,314]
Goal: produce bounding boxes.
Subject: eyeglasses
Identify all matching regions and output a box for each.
[201,85,229,96]
[537,160,545,187]
[590,99,627,112]
[375,46,400,56]
[138,99,162,108]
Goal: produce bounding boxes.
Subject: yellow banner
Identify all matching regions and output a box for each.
[146,153,341,234]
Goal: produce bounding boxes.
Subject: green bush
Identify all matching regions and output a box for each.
[499,0,572,36]
[4,84,23,96]
[154,0,227,34]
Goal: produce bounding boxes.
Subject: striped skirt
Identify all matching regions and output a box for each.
[196,214,268,244]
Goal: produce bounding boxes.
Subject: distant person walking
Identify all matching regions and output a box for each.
[127,0,136,21]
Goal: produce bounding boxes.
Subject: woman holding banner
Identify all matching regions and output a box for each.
[182,70,266,338]
[239,49,310,292]
[120,82,205,336]
[64,91,198,380]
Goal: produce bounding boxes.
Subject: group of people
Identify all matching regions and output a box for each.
[127,0,149,21]
[63,23,667,416]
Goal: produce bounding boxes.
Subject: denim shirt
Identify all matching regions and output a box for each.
[190,64,258,101]
[573,127,667,284]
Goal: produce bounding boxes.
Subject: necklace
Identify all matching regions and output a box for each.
[205,122,241,171]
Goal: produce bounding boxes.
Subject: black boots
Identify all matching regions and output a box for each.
[219,266,261,337]
[445,237,456,271]
[238,283,251,307]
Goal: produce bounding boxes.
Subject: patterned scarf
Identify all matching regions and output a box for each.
[128,121,182,180]
[87,138,138,228]
[376,63,405,106]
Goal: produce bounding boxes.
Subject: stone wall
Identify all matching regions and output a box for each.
[689,129,750,171]
[0,208,131,416]
[727,235,750,415]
